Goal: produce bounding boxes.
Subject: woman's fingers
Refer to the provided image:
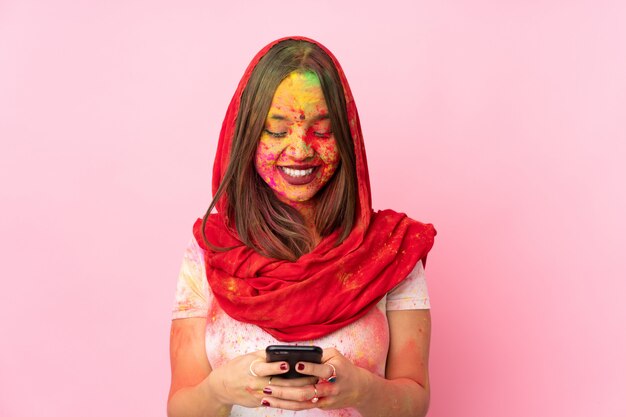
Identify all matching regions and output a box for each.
[294,361,336,379]
[250,349,347,410]
[263,384,317,402]
[263,382,338,400]
[268,376,318,387]
[261,382,339,409]
[314,382,339,398]
[249,359,289,377]
[261,396,318,411]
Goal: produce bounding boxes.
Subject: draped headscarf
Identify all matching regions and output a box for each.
[193,36,436,342]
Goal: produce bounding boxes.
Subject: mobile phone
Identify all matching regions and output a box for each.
[265,345,323,379]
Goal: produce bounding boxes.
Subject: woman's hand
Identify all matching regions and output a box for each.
[207,351,318,408]
[260,347,373,411]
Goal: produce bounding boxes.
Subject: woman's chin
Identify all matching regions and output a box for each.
[273,190,317,205]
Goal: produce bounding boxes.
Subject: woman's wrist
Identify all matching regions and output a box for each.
[353,373,429,417]
[168,377,233,417]
[352,366,376,410]
[204,368,235,409]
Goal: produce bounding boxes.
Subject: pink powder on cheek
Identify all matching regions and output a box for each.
[319,149,339,164]
[310,137,339,162]
[318,165,337,184]
[255,139,286,191]
[253,127,340,203]
[256,141,281,161]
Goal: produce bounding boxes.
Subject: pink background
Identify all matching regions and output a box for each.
[1,1,625,416]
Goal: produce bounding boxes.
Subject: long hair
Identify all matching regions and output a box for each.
[202,39,357,261]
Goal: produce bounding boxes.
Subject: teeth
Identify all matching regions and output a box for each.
[281,167,315,177]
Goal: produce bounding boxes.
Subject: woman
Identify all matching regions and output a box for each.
[168,36,436,417]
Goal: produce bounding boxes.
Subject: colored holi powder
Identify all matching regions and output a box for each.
[281,71,324,109]
[208,296,221,323]
[338,271,361,291]
[224,277,238,293]
[343,306,389,374]
[396,337,427,377]
[399,338,419,356]
[254,71,340,208]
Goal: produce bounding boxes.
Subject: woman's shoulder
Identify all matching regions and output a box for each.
[374,209,436,232]
[187,234,206,257]
[387,259,430,310]
[172,235,210,319]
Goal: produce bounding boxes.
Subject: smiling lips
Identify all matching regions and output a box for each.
[277,165,320,185]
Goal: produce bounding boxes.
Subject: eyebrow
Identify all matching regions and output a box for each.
[268,113,330,122]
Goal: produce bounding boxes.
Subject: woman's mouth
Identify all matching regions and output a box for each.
[278,166,320,185]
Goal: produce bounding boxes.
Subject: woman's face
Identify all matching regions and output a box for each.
[255,71,340,204]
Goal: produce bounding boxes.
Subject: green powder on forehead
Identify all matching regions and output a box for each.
[288,70,321,87]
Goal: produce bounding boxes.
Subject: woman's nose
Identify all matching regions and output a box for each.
[285,131,314,160]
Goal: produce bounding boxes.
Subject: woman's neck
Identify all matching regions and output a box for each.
[281,198,322,246]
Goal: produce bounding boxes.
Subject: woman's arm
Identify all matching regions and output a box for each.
[355,309,431,417]
[167,317,232,417]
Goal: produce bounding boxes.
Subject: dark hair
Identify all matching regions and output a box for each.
[202,39,357,261]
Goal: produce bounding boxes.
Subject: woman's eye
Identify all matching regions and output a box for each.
[264,129,287,138]
[313,131,332,139]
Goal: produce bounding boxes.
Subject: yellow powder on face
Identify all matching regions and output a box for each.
[271,71,325,118]
[255,70,340,205]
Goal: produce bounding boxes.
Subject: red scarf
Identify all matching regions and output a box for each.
[194,36,436,342]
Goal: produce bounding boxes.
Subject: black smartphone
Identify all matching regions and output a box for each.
[265,345,323,379]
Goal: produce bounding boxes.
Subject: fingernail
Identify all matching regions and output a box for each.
[263,387,272,394]
[280,363,288,370]
[262,400,270,407]
[297,363,305,371]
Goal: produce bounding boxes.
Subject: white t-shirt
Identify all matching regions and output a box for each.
[172,237,430,417]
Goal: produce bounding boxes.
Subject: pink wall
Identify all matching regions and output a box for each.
[1,1,624,416]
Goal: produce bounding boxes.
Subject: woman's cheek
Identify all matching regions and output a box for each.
[319,152,340,182]
[256,141,282,167]
[319,166,336,184]
[315,140,340,164]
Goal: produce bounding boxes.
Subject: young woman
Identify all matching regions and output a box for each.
[168,36,436,417]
